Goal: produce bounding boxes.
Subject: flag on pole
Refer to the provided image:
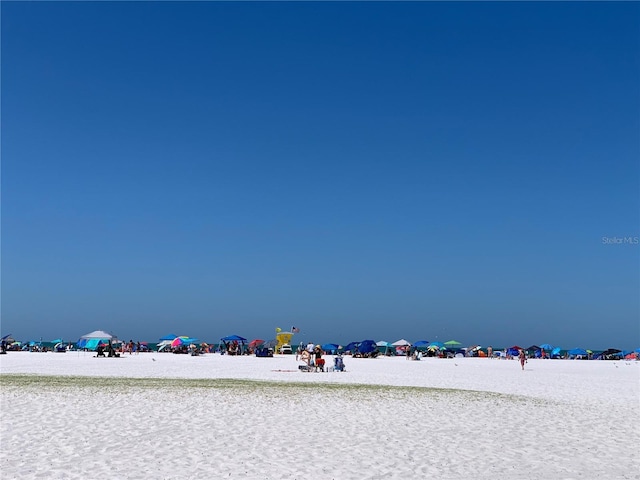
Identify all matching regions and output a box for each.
[292,326,300,333]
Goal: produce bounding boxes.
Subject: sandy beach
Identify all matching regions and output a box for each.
[1,352,638,479]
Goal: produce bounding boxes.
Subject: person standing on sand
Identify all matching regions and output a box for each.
[518,349,526,370]
[487,346,493,358]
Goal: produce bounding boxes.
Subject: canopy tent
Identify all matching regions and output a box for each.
[221,335,247,343]
[568,348,588,357]
[77,330,115,351]
[221,335,247,355]
[376,341,394,355]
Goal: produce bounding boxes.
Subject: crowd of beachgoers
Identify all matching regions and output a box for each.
[2,333,638,362]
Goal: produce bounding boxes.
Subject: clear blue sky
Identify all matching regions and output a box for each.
[2,2,638,350]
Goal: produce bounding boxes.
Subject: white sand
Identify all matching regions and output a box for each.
[1,352,638,479]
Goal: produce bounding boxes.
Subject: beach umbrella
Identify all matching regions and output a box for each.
[540,343,554,351]
[413,340,430,348]
[171,336,191,347]
[159,334,178,341]
[392,339,411,346]
[444,340,462,349]
[343,342,359,353]
[51,338,63,344]
[248,339,265,349]
[357,340,377,354]
[321,343,339,352]
[1,334,12,340]
[603,348,621,354]
[428,341,444,349]
[601,348,622,359]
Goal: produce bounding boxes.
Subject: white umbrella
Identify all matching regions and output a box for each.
[392,339,411,346]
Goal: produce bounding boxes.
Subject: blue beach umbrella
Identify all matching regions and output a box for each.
[540,343,554,351]
[343,342,359,352]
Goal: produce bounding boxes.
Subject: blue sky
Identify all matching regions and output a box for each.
[2,2,638,350]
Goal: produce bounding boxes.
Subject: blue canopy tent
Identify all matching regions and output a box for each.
[220,335,247,355]
[221,335,247,343]
[568,348,588,358]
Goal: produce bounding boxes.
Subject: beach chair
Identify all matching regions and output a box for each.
[332,355,345,372]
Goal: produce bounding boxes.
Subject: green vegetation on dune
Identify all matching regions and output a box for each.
[0,374,530,403]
